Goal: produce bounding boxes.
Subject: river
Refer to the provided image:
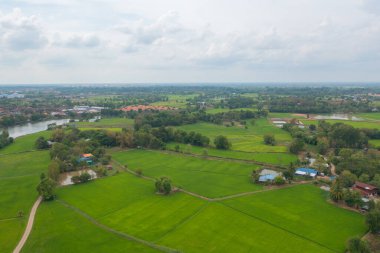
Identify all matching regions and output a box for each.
[3,119,71,138]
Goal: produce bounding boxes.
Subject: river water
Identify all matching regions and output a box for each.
[3,119,71,138]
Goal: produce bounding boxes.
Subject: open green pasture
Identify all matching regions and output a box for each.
[0,151,50,252]
[22,201,161,253]
[269,112,308,119]
[166,143,297,166]
[76,117,134,129]
[176,118,291,152]
[112,149,262,198]
[0,131,51,155]
[36,173,366,253]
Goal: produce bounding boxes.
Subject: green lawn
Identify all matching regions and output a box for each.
[22,201,161,253]
[0,131,51,155]
[40,173,366,253]
[176,118,291,153]
[76,117,134,129]
[222,184,367,252]
[112,149,262,198]
[0,151,50,253]
[166,143,298,166]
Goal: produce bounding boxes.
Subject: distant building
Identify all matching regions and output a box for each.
[258,169,282,182]
[0,93,25,99]
[352,181,378,198]
[78,153,94,165]
[295,168,318,178]
[119,105,176,112]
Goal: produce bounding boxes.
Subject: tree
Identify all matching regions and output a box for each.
[346,237,371,253]
[263,134,276,146]
[289,138,304,154]
[339,170,358,188]
[36,178,56,201]
[366,208,380,234]
[251,170,260,183]
[274,176,285,185]
[47,160,60,182]
[155,177,172,195]
[309,124,316,131]
[330,180,344,202]
[79,172,91,183]
[343,189,362,208]
[214,135,231,150]
[359,174,370,183]
[35,136,49,149]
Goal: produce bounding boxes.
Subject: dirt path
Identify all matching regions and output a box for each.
[13,196,42,253]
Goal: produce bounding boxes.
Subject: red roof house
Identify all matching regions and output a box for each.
[352,181,378,197]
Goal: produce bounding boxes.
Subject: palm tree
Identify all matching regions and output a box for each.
[330,180,344,202]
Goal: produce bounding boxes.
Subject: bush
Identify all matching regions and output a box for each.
[274,176,285,185]
[263,134,276,146]
[214,135,231,150]
[136,168,143,177]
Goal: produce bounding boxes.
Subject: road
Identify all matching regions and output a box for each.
[13,196,42,253]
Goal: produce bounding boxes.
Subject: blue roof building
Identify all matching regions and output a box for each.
[295,168,318,177]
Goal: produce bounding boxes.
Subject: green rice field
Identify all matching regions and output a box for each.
[166,143,298,166]
[23,172,366,253]
[112,149,262,198]
[76,117,134,129]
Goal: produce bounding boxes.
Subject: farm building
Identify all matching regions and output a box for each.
[352,181,378,198]
[258,169,282,182]
[295,168,318,178]
[78,153,94,165]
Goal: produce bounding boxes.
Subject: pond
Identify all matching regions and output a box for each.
[314,114,363,121]
[59,169,97,186]
[3,119,71,138]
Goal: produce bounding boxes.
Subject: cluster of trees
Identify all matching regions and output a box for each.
[155,177,172,195]
[72,172,92,184]
[0,115,28,128]
[134,109,267,129]
[263,134,276,146]
[224,96,255,109]
[0,129,13,149]
[36,173,56,201]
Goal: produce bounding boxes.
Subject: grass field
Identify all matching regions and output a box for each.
[206,107,257,114]
[151,94,198,108]
[76,117,134,129]
[303,119,380,130]
[176,118,292,153]
[112,149,262,198]
[22,201,161,253]
[166,143,298,166]
[355,113,380,121]
[29,172,366,253]
[269,112,308,119]
[369,139,380,148]
[0,131,51,155]
[0,150,50,252]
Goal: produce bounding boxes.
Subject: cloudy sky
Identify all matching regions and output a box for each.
[0,0,380,84]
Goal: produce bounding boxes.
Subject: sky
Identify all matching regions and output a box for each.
[0,0,380,84]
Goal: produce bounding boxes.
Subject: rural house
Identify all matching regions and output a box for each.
[78,153,94,165]
[258,169,282,182]
[295,168,318,178]
[352,181,378,198]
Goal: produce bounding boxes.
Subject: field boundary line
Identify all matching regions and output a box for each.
[219,202,338,253]
[153,203,209,243]
[155,149,287,169]
[57,199,180,253]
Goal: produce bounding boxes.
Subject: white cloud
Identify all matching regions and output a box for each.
[0,1,380,83]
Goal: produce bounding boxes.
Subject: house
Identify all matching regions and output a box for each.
[78,153,94,165]
[295,168,318,178]
[258,169,282,182]
[352,181,378,197]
